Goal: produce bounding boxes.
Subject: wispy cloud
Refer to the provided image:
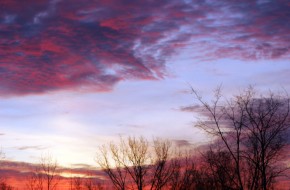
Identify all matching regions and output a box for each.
[0,160,103,177]
[179,105,202,112]
[1,0,289,95]
[173,139,192,147]
[15,145,48,151]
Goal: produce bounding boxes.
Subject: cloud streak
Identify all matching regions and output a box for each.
[1,0,289,95]
[0,160,104,178]
[0,160,107,189]
[15,145,48,151]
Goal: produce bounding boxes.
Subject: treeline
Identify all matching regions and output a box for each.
[96,136,221,190]
[1,87,290,190]
[95,87,290,190]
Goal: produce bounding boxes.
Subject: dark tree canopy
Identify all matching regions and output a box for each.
[192,86,290,190]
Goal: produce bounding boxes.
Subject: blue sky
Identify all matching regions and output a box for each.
[1,56,289,166]
[0,0,290,167]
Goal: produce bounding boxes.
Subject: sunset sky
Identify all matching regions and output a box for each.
[0,0,290,169]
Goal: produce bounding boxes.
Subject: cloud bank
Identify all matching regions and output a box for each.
[1,0,289,95]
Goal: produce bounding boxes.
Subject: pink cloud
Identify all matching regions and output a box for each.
[0,0,289,95]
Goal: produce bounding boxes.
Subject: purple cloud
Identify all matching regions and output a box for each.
[0,0,289,95]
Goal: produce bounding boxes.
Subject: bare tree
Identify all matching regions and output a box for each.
[83,172,104,190]
[192,86,290,190]
[192,86,245,190]
[40,153,60,190]
[0,152,15,190]
[0,182,14,190]
[168,150,198,190]
[118,136,150,190]
[239,89,290,190]
[202,147,237,190]
[149,139,174,190]
[26,153,60,190]
[69,174,104,190]
[83,177,96,190]
[97,136,177,190]
[70,177,83,190]
[26,170,43,190]
[97,136,229,190]
[96,143,127,190]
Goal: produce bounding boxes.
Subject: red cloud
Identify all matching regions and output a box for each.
[0,0,289,95]
[0,160,108,189]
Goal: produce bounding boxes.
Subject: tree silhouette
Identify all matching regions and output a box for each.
[96,136,151,190]
[26,153,60,190]
[97,137,179,190]
[192,86,290,190]
[168,151,198,190]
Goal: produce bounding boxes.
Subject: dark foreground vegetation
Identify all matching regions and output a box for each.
[95,87,290,190]
[1,87,290,190]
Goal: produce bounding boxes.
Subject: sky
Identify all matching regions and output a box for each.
[0,0,290,169]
